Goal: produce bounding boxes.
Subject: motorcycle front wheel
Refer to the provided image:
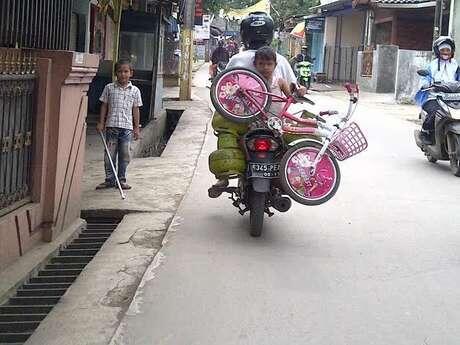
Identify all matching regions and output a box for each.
[426,153,437,163]
[449,134,460,176]
[248,188,266,237]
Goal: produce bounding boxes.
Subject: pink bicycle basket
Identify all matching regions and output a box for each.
[329,122,368,161]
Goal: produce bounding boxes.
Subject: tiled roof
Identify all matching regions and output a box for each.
[372,0,433,4]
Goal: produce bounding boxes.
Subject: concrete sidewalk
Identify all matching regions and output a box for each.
[25,66,212,345]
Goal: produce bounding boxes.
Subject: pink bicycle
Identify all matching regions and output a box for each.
[211,67,368,206]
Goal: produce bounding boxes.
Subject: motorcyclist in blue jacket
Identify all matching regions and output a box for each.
[415,36,460,144]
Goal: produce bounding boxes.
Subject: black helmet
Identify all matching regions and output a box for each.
[240,12,274,50]
[433,36,456,58]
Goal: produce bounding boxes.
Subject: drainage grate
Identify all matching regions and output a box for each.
[0,217,121,344]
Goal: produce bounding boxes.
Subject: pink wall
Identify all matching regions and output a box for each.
[0,50,98,270]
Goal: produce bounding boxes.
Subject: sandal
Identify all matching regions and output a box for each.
[96,181,115,190]
[120,182,132,190]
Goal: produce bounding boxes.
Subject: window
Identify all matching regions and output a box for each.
[119,31,156,71]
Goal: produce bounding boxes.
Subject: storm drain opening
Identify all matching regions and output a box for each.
[155,109,184,156]
[0,216,122,344]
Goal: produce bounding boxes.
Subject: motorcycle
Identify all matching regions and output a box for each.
[414,69,460,176]
[208,120,291,237]
[295,60,313,89]
[209,67,366,237]
[209,61,228,82]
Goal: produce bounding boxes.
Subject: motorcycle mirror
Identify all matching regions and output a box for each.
[417,69,430,77]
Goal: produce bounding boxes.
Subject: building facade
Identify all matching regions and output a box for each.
[450,0,460,42]
[0,0,98,270]
[308,0,453,102]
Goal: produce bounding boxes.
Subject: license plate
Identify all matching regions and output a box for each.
[443,93,460,101]
[248,163,280,178]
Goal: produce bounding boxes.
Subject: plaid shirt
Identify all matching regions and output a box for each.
[99,81,143,130]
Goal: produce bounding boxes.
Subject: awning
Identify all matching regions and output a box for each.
[372,0,436,7]
[290,21,305,39]
[223,0,271,20]
[309,0,352,13]
[304,13,325,19]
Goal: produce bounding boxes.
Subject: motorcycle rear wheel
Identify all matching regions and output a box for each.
[249,189,266,237]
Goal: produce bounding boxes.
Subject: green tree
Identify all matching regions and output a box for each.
[204,0,256,15]
[203,0,319,25]
[276,0,319,18]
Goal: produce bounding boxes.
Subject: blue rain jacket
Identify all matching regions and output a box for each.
[414,58,460,106]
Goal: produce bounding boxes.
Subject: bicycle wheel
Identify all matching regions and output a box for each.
[280,141,340,206]
[210,67,271,124]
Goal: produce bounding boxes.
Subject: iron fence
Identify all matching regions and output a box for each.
[0,48,36,214]
[0,0,72,50]
[324,46,359,83]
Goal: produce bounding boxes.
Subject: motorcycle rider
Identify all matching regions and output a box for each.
[210,40,230,79]
[226,12,299,86]
[209,12,306,190]
[290,46,312,68]
[294,46,314,89]
[415,36,460,144]
[298,46,312,63]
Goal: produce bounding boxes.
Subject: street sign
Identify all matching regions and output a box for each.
[194,14,211,40]
[195,0,203,25]
[306,18,324,32]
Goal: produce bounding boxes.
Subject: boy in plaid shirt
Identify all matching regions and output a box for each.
[96,59,142,190]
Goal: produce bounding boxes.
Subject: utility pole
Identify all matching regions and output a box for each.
[433,0,443,41]
[179,0,196,100]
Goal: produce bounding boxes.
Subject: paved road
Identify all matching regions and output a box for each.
[112,66,460,345]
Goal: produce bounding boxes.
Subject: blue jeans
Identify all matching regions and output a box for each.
[104,127,132,184]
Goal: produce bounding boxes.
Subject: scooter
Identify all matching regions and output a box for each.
[414,69,460,176]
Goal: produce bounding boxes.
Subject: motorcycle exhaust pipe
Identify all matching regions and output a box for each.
[272,196,292,213]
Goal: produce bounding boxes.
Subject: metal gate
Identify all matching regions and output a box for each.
[0,49,36,215]
[324,45,359,83]
[0,0,72,50]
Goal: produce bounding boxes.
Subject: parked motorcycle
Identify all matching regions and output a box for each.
[414,69,460,176]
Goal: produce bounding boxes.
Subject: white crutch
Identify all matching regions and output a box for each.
[99,132,126,200]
